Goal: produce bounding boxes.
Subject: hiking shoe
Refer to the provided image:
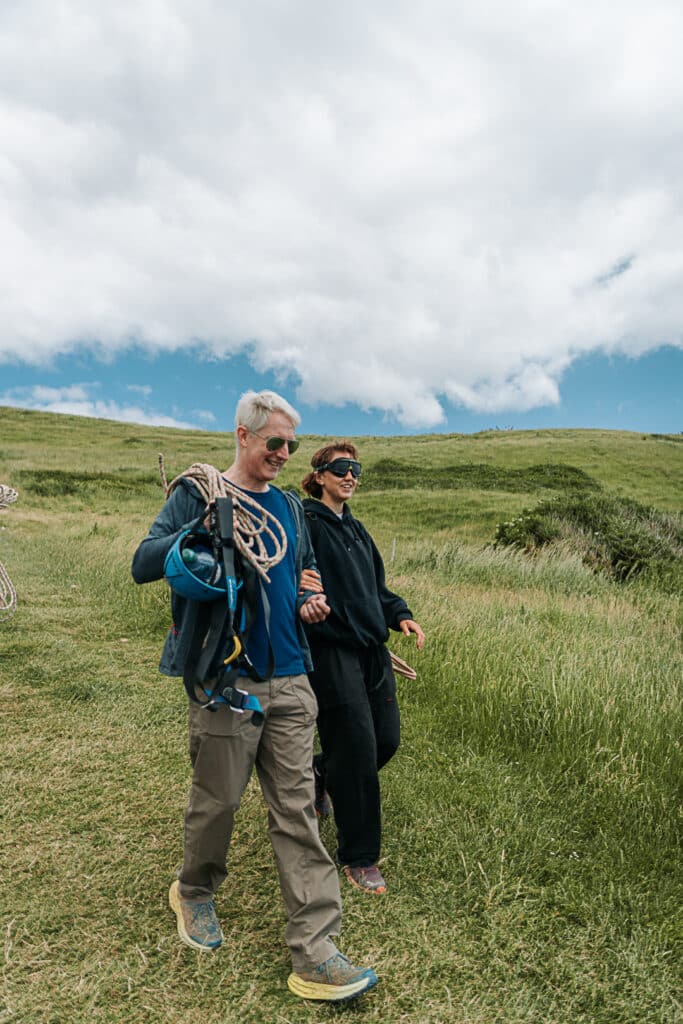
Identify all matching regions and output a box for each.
[343,864,387,894]
[287,952,378,1002]
[168,880,224,951]
[313,760,332,818]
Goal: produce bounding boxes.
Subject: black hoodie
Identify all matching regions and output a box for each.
[302,498,412,649]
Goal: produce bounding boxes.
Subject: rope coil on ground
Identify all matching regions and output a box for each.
[159,456,287,582]
[0,485,19,622]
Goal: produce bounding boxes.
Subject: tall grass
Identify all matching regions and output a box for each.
[1,410,681,1023]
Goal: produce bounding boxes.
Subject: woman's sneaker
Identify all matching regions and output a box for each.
[343,864,387,894]
[313,760,332,818]
[168,880,224,950]
[287,952,378,1002]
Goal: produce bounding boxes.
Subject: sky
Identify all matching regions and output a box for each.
[1,1,682,436]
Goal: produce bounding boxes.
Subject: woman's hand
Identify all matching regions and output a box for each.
[299,568,324,594]
[399,618,425,650]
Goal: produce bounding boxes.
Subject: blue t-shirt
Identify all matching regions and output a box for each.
[235,485,305,679]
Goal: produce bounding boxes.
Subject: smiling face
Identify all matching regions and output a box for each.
[235,410,298,490]
[315,448,360,512]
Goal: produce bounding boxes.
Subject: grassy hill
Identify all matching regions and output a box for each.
[0,407,681,1024]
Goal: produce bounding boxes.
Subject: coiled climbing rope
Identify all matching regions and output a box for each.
[159,455,287,582]
[0,485,18,621]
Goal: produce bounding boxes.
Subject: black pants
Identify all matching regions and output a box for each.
[308,640,400,868]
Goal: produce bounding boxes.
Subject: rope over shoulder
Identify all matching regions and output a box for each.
[158,455,287,582]
[0,485,19,622]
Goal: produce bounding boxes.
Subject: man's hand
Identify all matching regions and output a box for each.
[299,568,324,594]
[299,593,330,624]
[399,618,425,650]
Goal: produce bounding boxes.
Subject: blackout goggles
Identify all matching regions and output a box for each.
[248,429,300,454]
[317,458,362,479]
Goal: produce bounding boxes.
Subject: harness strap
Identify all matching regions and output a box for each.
[215,495,274,682]
[204,680,264,720]
[182,496,269,720]
[194,600,230,683]
[213,497,239,614]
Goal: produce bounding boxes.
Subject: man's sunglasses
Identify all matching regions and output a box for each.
[247,429,300,454]
[317,458,362,479]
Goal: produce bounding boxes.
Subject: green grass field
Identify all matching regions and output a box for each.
[1,407,681,1023]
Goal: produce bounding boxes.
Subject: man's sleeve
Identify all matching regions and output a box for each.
[131,485,204,584]
[286,490,320,610]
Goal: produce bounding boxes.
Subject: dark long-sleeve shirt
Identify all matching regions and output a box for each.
[302,498,412,650]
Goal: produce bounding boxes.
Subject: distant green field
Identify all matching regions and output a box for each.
[0,407,681,1024]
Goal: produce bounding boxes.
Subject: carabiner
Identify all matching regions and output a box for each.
[223,636,242,666]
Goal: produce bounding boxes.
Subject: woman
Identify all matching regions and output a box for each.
[301,441,425,894]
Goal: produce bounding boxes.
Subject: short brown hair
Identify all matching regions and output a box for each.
[301,439,360,498]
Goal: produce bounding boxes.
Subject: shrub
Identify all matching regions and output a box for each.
[13,468,159,498]
[494,493,683,591]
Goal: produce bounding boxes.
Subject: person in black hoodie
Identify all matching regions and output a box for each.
[301,441,425,895]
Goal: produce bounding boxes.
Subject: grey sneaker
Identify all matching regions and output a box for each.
[287,952,378,1002]
[343,864,387,894]
[168,880,224,951]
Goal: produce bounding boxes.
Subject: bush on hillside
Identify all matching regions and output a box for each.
[13,468,159,498]
[494,492,683,591]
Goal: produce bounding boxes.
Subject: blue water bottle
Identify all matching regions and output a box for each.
[181,545,223,586]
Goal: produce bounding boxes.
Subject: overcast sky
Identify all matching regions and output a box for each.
[1,1,681,429]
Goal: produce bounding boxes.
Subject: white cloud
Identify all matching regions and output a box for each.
[193,408,217,423]
[29,384,91,403]
[0,1,682,426]
[0,384,197,429]
[127,384,153,397]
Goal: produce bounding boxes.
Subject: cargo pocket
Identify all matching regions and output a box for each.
[189,699,246,739]
[287,674,319,723]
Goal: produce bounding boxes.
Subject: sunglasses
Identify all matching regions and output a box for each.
[247,429,300,454]
[317,458,362,479]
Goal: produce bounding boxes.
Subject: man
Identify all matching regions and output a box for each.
[131,392,377,1003]
[301,440,425,895]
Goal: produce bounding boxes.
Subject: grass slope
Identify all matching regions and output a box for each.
[0,407,681,1024]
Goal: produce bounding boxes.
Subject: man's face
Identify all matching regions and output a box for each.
[239,410,298,485]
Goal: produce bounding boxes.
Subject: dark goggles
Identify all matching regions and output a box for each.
[318,458,362,478]
[248,429,300,454]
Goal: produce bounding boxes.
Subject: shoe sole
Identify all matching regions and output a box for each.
[287,969,378,1002]
[314,786,332,818]
[343,867,387,895]
[168,881,223,951]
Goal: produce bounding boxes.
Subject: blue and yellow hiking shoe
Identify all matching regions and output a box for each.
[168,880,224,951]
[287,952,378,1002]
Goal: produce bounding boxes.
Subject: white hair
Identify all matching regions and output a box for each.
[234,390,301,434]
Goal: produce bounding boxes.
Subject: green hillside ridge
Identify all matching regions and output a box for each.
[0,406,681,1024]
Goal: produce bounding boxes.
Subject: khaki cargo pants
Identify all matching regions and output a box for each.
[177,673,342,972]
